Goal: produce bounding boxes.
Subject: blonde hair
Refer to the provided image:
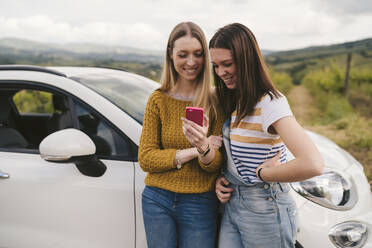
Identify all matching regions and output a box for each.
[160,22,216,118]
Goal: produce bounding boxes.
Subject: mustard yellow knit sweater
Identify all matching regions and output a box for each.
[138,89,225,193]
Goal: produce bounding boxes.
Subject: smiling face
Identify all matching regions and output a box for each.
[210,48,237,89]
[171,36,204,83]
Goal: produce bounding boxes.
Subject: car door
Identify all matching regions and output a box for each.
[0,82,137,248]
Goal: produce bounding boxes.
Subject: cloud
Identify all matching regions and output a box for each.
[308,0,372,15]
[0,0,371,51]
[0,15,163,50]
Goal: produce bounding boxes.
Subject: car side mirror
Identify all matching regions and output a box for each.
[39,128,107,177]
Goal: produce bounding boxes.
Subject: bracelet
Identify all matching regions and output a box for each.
[175,150,182,169]
[202,146,211,157]
[198,143,211,157]
[257,167,265,182]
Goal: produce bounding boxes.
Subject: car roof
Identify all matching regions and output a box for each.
[46,66,129,77]
[0,65,67,77]
[0,65,145,80]
[0,65,159,92]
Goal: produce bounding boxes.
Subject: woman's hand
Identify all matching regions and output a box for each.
[182,115,209,152]
[255,151,281,181]
[207,135,223,150]
[216,176,233,203]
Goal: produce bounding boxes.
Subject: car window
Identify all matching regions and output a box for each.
[13,89,53,115]
[71,71,158,124]
[74,101,132,158]
[0,87,72,151]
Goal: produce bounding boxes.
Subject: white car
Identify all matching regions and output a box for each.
[0,65,371,248]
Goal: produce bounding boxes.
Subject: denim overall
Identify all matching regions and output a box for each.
[219,119,298,248]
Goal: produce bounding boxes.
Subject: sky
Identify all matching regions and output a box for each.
[0,0,371,52]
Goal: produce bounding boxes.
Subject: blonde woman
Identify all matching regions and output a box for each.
[138,22,224,248]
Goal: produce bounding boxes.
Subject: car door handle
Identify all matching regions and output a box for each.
[0,170,10,179]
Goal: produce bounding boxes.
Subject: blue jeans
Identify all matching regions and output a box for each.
[142,186,219,248]
[218,182,298,248]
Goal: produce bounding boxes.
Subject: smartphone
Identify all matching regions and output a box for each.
[186,107,204,126]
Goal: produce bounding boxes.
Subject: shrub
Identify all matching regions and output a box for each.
[351,67,372,85]
[302,62,345,94]
[302,65,353,123]
[324,94,353,122]
[268,68,294,95]
[339,114,372,149]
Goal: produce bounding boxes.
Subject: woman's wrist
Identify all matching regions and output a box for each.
[199,146,215,165]
[257,167,266,182]
[174,150,182,169]
[196,141,209,154]
[197,143,211,157]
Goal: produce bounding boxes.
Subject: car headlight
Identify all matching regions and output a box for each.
[329,221,369,248]
[290,170,357,210]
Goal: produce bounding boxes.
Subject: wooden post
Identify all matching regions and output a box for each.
[344,53,352,97]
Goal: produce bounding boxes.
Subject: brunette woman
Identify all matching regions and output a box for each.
[210,23,324,248]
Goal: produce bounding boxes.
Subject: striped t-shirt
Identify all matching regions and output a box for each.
[229,94,293,184]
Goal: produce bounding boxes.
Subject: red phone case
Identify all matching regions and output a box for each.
[186,107,204,126]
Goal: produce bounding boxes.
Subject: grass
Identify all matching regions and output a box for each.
[287,85,372,184]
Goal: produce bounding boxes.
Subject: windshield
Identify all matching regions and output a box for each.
[71,71,159,124]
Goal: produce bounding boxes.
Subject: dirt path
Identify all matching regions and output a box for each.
[287,85,316,127]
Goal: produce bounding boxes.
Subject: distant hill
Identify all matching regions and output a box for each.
[265,37,372,84]
[0,37,164,64]
[2,36,371,66]
[261,49,276,56]
[266,37,372,64]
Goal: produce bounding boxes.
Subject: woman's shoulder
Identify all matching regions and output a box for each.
[148,88,187,111]
[144,89,164,112]
[260,91,287,104]
[258,92,291,114]
[149,88,163,97]
[148,88,167,102]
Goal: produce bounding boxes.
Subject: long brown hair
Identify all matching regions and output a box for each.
[160,22,216,118]
[209,23,279,127]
